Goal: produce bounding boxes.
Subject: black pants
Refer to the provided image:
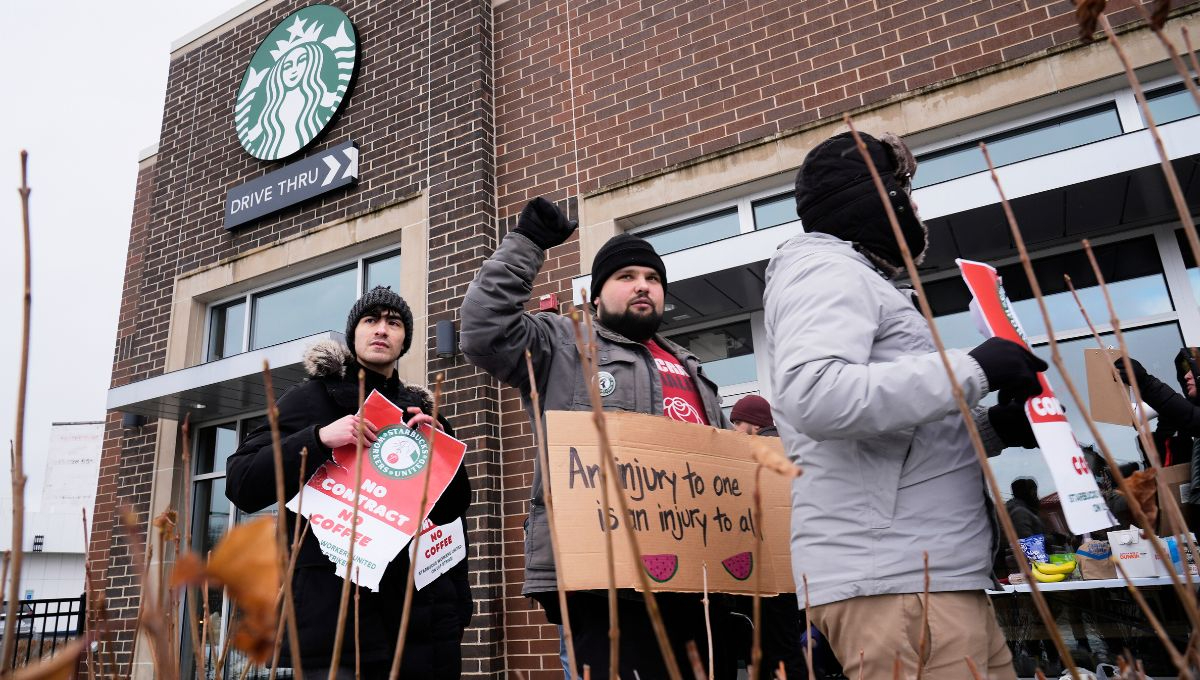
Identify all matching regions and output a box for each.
[560,590,735,679]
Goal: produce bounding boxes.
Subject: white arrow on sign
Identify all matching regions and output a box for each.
[322,147,360,186]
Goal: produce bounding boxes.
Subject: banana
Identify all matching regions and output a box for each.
[1031,567,1066,583]
[1034,560,1077,575]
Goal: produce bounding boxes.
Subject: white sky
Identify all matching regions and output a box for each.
[0,0,246,508]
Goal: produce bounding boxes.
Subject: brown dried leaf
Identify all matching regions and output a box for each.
[1074,0,1109,43]
[169,516,280,663]
[749,439,803,479]
[152,508,178,542]
[11,640,84,680]
[1151,0,1172,30]
[1118,467,1159,531]
[169,551,205,588]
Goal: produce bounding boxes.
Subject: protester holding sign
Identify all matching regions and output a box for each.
[461,198,731,678]
[763,132,1047,680]
[226,287,472,679]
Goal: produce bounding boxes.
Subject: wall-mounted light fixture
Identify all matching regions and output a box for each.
[121,413,146,429]
[436,319,458,359]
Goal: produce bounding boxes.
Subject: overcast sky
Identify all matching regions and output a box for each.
[0,0,245,508]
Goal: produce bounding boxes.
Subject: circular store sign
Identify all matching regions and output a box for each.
[235,4,357,161]
[369,426,431,479]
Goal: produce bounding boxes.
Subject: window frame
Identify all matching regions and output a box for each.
[202,245,401,363]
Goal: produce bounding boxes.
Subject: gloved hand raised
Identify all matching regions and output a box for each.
[1113,357,1149,389]
[968,337,1047,399]
[987,390,1038,449]
[514,197,578,250]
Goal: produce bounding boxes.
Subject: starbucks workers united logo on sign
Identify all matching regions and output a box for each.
[370,426,431,479]
[236,5,357,161]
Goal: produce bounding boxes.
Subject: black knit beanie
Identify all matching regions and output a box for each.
[794,132,927,273]
[589,233,668,304]
[344,286,414,358]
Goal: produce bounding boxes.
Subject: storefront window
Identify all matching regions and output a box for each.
[186,419,290,680]
[206,249,401,361]
[913,105,1123,188]
[751,193,798,230]
[207,301,246,361]
[1146,81,1200,126]
[667,320,756,387]
[365,251,401,292]
[251,266,357,350]
[641,207,740,255]
[927,236,1171,347]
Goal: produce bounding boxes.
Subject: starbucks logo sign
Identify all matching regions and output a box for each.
[235,5,357,161]
[369,426,431,479]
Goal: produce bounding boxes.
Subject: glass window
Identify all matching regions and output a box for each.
[927,236,1171,347]
[365,251,401,292]
[668,320,756,387]
[195,422,238,475]
[207,301,246,360]
[1175,229,1200,304]
[1147,82,1200,126]
[250,266,357,350]
[641,208,740,255]
[752,193,798,230]
[913,105,1123,188]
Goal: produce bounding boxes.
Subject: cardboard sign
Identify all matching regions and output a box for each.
[1085,348,1134,425]
[414,518,467,591]
[957,259,1116,534]
[545,411,794,595]
[286,390,468,591]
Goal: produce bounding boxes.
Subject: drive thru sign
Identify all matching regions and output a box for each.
[957,259,1116,534]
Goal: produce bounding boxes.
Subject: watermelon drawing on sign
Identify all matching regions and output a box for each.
[722,551,753,581]
[642,554,679,583]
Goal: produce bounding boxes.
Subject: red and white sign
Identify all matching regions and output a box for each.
[413,517,467,590]
[286,390,468,591]
[957,259,1116,534]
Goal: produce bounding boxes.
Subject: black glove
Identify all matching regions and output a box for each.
[968,337,1048,399]
[988,392,1037,449]
[1113,357,1149,389]
[513,197,578,250]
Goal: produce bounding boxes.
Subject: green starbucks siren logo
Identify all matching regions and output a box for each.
[235,5,357,161]
[369,426,431,479]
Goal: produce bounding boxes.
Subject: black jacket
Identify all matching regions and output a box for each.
[226,340,472,677]
[1136,348,1200,466]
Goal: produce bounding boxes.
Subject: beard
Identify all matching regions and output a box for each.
[598,305,663,342]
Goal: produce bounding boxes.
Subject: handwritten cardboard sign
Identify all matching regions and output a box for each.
[286,390,468,591]
[957,259,1116,534]
[545,411,794,595]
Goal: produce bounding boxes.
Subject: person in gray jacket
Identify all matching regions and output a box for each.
[763,132,1046,680]
[461,197,731,678]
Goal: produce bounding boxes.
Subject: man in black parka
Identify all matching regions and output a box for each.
[226,286,472,679]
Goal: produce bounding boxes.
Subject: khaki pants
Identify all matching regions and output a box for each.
[808,591,1016,680]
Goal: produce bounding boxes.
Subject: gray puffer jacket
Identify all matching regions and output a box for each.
[763,232,1003,608]
[461,232,728,594]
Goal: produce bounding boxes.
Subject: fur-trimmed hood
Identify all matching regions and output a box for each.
[302,339,434,411]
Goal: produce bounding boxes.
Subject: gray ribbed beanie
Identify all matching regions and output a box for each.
[344,286,414,358]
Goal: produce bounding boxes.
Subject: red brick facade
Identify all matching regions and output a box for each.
[96,0,1200,677]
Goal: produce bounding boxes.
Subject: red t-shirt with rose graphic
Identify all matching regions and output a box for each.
[644,339,710,425]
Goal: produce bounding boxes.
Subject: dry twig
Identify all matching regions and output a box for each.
[2,151,33,669]
[390,374,446,678]
[262,363,305,680]
[523,351,579,677]
[330,370,368,678]
[575,306,684,680]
